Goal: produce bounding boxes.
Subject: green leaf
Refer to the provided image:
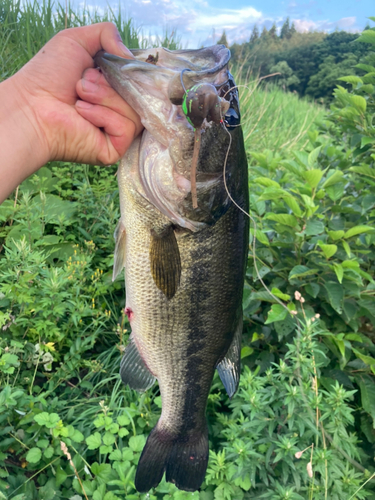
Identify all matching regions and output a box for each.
[353,349,375,367]
[350,165,375,179]
[117,415,130,427]
[129,435,146,452]
[327,230,344,241]
[333,263,344,284]
[34,412,60,429]
[265,304,288,324]
[357,375,375,426]
[103,432,116,446]
[91,463,113,483]
[55,465,68,487]
[43,446,54,459]
[254,177,280,188]
[322,170,344,188]
[289,265,318,280]
[308,146,321,167]
[284,196,302,217]
[304,169,323,188]
[118,428,129,438]
[318,241,337,259]
[271,287,291,301]
[265,213,298,227]
[86,432,102,450]
[342,241,351,257]
[241,346,254,359]
[356,63,375,73]
[361,137,374,148]
[357,29,375,45]
[341,260,360,270]
[350,95,367,113]
[338,75,363,85]
[345,225,375,239]
[305,220,324,236]
[305,283,320,298]
[250,228,269,246]
[26,447,42,464]
[324,282,344,314]
[274,315,296,339]
[71,429,84,443]
[109,450,122,461]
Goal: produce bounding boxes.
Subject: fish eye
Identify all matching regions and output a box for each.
[224,108,240,130]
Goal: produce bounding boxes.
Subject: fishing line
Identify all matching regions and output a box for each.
[219,88,294,318]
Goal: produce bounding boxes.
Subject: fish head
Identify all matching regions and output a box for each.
[94,46,244,231]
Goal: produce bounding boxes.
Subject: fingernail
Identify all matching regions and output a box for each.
[82,79,98,92]
[118,41,134,59]
[76,100,93,109]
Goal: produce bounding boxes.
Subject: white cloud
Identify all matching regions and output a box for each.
[293,15,359,33]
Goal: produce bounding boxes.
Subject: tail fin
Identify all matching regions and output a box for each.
[135,425,209,492]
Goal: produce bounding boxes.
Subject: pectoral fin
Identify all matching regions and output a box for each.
[120,337,156,392]
[216,313,243,398]
[150,226,181,299]
[112,220,126,281]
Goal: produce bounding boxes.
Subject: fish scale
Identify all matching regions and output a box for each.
[95,45,249,492]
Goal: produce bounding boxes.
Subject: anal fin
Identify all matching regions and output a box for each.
[150,226,181,300]
[112,220,126,281]
[120,337,156,392]
[216,313,243,398]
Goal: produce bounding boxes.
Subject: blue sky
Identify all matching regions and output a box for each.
[85,0,374,47]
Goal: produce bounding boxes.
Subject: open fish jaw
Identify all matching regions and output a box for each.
[95,45,249,492]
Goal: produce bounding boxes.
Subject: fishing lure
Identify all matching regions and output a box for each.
[180,70,229,209]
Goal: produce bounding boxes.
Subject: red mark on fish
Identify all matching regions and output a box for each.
[125,307,133,321]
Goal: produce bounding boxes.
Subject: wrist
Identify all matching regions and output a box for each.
[0,74,50,202]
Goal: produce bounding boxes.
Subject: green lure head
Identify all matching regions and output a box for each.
[181,83,229,130]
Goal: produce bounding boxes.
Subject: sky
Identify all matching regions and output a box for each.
[84,0,375,48]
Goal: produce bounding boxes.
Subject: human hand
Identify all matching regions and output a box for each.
[15,22,142,164]
[0,22,143,202]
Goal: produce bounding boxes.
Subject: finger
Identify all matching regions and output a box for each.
[75,100,137,160]
[76,73,143,137]
[82,68,110,87]
[61,22,134,60]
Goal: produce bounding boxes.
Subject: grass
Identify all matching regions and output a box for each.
[231,66,326,154]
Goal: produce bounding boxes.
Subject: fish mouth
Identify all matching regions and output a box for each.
[94,47,238,231]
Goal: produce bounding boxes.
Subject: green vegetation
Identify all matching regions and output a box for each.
[230,19,371,102]
[1,2,375,499]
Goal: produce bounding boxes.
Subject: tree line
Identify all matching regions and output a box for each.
[217,18,374,102]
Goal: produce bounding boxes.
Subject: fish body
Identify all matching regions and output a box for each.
[95,46,249,492]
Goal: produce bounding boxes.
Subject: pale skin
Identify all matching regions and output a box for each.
[0,22,143,204]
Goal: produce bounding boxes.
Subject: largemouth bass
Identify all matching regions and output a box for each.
[94,45,249,492]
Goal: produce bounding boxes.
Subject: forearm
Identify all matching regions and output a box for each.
[0,76,49,203]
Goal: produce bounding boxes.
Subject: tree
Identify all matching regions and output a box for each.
[289,22,297,37]
[260,26,269,40]
[217,30,228,47]
[250,24,259,44]
[270,60,300,90]
[280,18,290,39]
[269,23,277,39]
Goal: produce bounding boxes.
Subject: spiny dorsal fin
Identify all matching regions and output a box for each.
[216,313,243,398]
[120,337,156,392]
[112,220,126,282]
[150,226,181,300]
